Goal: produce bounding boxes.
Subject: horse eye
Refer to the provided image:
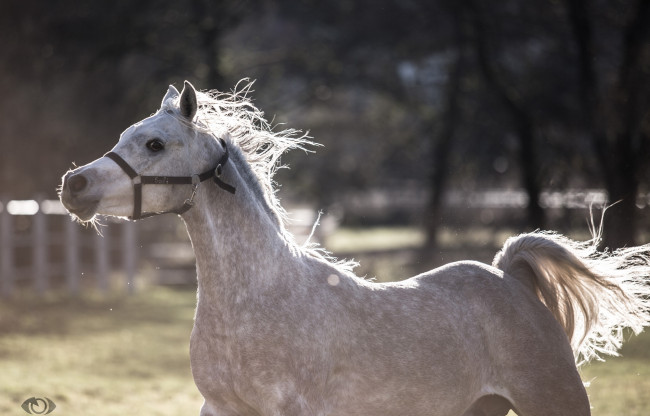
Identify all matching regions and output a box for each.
[146,138,165,152]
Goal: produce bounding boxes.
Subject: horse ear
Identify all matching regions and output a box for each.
[180,80,198,120]
[161,85,180,107]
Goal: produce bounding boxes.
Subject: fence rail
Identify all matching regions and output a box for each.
[0,198,138,297]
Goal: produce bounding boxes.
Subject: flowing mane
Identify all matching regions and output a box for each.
[163,80,357,273]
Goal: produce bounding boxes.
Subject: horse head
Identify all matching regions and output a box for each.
[60,81,228,222]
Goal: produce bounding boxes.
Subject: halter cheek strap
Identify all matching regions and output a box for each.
[104,138,235,220]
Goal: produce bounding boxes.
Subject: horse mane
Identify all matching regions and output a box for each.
[165,80,358,274]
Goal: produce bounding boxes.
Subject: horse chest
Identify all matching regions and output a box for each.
[190,309,309,413]
[189,310,253,386]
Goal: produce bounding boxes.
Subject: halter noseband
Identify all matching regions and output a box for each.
[104,137,236,220]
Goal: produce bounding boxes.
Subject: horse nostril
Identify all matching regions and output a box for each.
[67,174,88,193]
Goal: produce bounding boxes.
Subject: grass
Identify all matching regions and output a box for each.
[1,287,649,416]
[0,288,202,416]
[325,226,426,253]
[580,332,650,416]
[1,225,649,415]
[583,361,650,415]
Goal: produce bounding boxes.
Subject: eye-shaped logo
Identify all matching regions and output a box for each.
[21,397,56,414]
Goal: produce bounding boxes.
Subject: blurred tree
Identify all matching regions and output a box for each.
[234,0,470,224]
[467,0,545,229]
[0,0,648,250]
[564,0,650,248]
[189,0,257,90]
[219,0,650,243]
[0,0,256,198]
[423,2,467,249]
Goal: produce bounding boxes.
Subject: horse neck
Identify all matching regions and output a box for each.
[181,156,298,298]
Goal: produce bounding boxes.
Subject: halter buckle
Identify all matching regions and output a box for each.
[183,175,201,207]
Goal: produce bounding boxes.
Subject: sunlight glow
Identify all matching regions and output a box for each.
[6,200,39,215]
[327,274,340,286]
[40,200,68,215]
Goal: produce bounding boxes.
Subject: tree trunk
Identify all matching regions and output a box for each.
[424,5,466,250]
[565,0,650,248]
[515,114,544,229]
[468,1,545,230]
[604,157,639,249]
[424,48,464,250]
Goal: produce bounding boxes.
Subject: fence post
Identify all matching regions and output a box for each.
[95,227,109,293]
[122,221,137,293]
[1,199,13,297]
[65,218,80,295]
[33,199,48,295]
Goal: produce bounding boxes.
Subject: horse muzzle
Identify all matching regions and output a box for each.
[60,169,100,221]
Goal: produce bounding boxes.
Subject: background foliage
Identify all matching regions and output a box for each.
[0,0,649,247]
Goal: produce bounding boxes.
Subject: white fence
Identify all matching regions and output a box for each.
[0,198,138,297]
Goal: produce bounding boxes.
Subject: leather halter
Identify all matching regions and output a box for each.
[104,138,236,220]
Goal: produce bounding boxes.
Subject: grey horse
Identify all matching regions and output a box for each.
[60,81,650,416]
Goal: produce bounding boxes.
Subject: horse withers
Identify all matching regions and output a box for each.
[60,81,650,416]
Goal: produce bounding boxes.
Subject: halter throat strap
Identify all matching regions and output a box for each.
[104,138,235,220]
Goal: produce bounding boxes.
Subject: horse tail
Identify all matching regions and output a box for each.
[492,230,650,365]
